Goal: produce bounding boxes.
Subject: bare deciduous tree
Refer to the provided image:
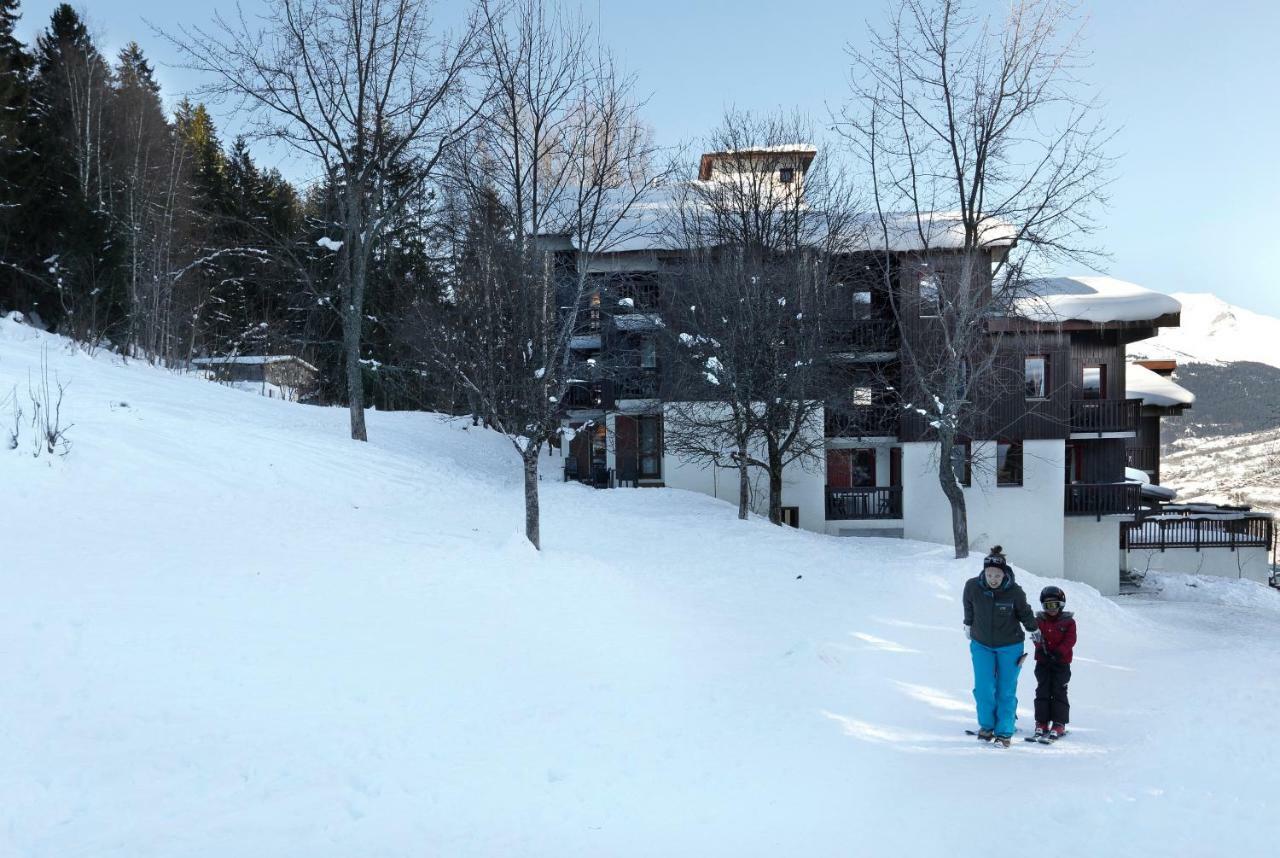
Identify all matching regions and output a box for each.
[173,0,484,440]
[662,110,860,524]
[423,0,669,549]
[839,0,1113,557]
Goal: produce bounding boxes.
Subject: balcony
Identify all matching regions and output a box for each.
[1122,514,1274,551]
[825,406,898,438]
[824,318,896,356]
[614,370,659,400]
[1069,398,1142,434]
[563,382,605,411]
[826,486,903,520]
[1064,482,1142,517]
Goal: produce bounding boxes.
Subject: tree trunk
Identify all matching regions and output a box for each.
[343,207,368,442]
[343,287,368,441]
[768,445,784,525]
[937,434,969,558]
[523,449,541,550]
[736,452,750,520]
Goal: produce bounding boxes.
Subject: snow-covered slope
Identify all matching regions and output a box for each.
[1130,291,1280,369]
[1163,427,1280,511]
[3,314,1280,856]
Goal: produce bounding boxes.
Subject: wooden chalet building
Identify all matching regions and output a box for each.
[554,146,1273,594]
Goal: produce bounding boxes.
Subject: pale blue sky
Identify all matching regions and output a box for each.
[16,0,1280,316]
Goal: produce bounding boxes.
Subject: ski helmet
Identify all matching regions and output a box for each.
[1039,585,1066,605]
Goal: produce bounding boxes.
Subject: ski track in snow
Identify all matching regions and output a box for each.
[2,315,1279,856]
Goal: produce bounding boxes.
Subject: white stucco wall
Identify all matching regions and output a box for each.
[901,439,1067,579]
[660,403,826,532]
[1123,546,1273,584]
[1064,517,1121,596]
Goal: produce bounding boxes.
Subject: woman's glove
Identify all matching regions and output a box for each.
[964,625,972,640]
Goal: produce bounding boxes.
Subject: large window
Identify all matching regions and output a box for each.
[996,440,1023,487]
[852,290,873,320]
[950,439,972,487]
[638,416,662,479]
[639,338,657,369]
[1082,364,1106,400]
[1025,355,1048,399]
[919,274,941,317]
[852,385,874,407]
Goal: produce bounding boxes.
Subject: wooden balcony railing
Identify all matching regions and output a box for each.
[1069,398,1142,434]
[614,370,659,400]
[1125,446,1159,472]
[1064,482,1142,516]
[825,486,903,520]
[563,383,604,410]
[823,318,897,353]
[825,406,898,438]
[1122,515,1273,550]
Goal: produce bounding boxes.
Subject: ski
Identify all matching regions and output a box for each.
[1024,732,1068,744]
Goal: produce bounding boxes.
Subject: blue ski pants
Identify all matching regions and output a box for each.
[970,640,1024,737]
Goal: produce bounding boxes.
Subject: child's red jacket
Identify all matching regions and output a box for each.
[1034,611,1076,664]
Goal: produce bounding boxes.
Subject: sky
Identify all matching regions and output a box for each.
[15,0,1280,317]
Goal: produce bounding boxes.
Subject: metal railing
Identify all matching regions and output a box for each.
[825,486,903,520]
[1069,398,1142,433]
[1122,515,1274,550]
[1064,482,1142,516]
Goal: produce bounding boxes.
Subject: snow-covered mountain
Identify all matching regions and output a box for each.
[1130,291,1280,369]
[1124,293,1280,512]
[4,311,1280,855]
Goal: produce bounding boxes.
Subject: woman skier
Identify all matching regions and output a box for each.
[962,546,1038,747]
[1032,585,1076,742]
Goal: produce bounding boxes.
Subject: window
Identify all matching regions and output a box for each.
[1082,364,1106,400]
[950,439,972,487]
[826,448,875,488]
[852,290,873,320]
[1025,355,1048,399]
[919,274,941,317]
[638,416,662,479]
[778,167,795,184]
[639,338,657,369]
[780,506,800,528]
[852,385,874,407]
[996,440,1023,487]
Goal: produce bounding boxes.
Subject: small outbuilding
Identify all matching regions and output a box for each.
[192,355,319,402]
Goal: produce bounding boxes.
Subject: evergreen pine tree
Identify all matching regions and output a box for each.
[0,0,35,313]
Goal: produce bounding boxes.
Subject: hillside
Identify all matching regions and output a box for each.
[3,313,1280,856]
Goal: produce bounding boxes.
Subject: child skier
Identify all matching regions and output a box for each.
[1032,585,1076,742]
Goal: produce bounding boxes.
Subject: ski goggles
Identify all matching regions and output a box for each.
[1042,600,1063,611]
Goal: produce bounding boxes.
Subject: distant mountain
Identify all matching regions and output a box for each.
[1131,293,1280,513]
[1130,292,1280,369]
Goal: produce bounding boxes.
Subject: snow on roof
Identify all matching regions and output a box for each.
[1125,466,1178,500]
[1014,277,1182,325]
[192,355,319,373]
[1126,362,1195,409]
[612,313,664,332]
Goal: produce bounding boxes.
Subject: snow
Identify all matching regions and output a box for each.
[3,312,1280,855]
[1014,276,1183,324]
[316,237,343,252]
[612,312,663,332]
[1125,362,1195,408]
[191,354,318,372]
[1129,291,1280,369]
[1125,466,1178,500]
